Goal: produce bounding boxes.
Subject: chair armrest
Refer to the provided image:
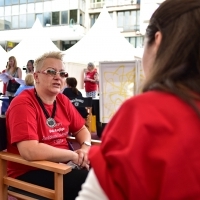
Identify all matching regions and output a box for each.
[0,152,71,174]
[67,136,101,146]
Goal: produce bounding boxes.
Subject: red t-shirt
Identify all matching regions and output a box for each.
[84,70,98,92]
[89,91,200,200]
[6,89,85,178]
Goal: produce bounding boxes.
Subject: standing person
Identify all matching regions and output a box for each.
[1,62,8,95]
[5,56,22,97]
[84,62,98,98]
[63,77,89,119]
[14,73,34,96]
[6,52,91,200]
[77,0,200,199]
[26,60,34,74]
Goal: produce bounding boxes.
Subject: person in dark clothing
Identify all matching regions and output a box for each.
[63,77,89,118]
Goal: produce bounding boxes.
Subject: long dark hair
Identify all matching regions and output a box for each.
[66,77,79,95]
[27,60,34,73]
[142,0,200,116]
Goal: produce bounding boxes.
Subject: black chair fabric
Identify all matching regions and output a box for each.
[68,97,92,108]
[0,117,7,151]
[68,97,92,118]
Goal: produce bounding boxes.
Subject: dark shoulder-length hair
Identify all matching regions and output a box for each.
[142,0,200,116]
[66,77,79,95]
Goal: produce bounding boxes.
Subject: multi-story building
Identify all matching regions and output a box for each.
[0,0,146,51]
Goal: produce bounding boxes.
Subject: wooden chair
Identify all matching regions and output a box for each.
[68,97,93,133]
[0,116,101,200]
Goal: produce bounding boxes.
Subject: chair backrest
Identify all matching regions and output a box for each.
[68,97,93,132]
[68,96,92,108]
[0,116,7,151]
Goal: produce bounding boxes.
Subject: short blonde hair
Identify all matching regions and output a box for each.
[34,51,64,71]
[25,73,34,86]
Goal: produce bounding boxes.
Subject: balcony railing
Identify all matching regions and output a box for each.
[90,0,139,9]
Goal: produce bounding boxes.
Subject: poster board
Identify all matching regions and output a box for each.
[99,61,141,123]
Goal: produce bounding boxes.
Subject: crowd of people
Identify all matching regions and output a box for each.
[2,0,200,199]
[0,56,99,117]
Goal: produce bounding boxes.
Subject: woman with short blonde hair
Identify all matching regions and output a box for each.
[14,73,34,96]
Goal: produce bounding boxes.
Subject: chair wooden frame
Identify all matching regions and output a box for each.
[0,152,72,200]
[0,117,101,200]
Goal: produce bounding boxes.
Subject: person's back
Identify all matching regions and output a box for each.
[88,91,200,199]
[76,0,200,199]
[63,77,88,118]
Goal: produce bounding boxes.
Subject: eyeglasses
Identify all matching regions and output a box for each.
[37,69,68,78]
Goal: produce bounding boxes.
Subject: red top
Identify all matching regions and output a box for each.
[6,89,85,178]
[89,91,200,200]
[84,70,98,92]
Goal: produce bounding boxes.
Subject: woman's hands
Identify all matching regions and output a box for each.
[5,73,13,80]
[71,148,90,170]
[85,78,96,82]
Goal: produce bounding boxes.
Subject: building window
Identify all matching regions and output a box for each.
[4,16,11,29]
[20,0,26,4]
[117,10,140,31]
[69,9,77,24]
[125,36,144,48]
[44,12,51,26]
[0,0,4,6]
[19,4,26,14]
[27,0,34,3]
[12,0,19,5]
[80,11,85,26]
[27,13,34,27]
[36,13,43,25]
[62,40,77,51]
[27,3,34,13]
[52,11,59,25]
[35,2,43,13]
[12,5,19,15]
[0,7,4,16]
[90,13,99,27]
[5,6,11,16]
[5,0,11,6]
[61,11,68,25]
[90,0,104,8]
[12,15,18,28]
[80,0,85,12]
[19,14,26,28]
[43,1,51,12]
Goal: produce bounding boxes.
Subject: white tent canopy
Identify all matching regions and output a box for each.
[0,45,8,72]
[63,6,136,64]
[134,48,144,60]
[8,19,60,72]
